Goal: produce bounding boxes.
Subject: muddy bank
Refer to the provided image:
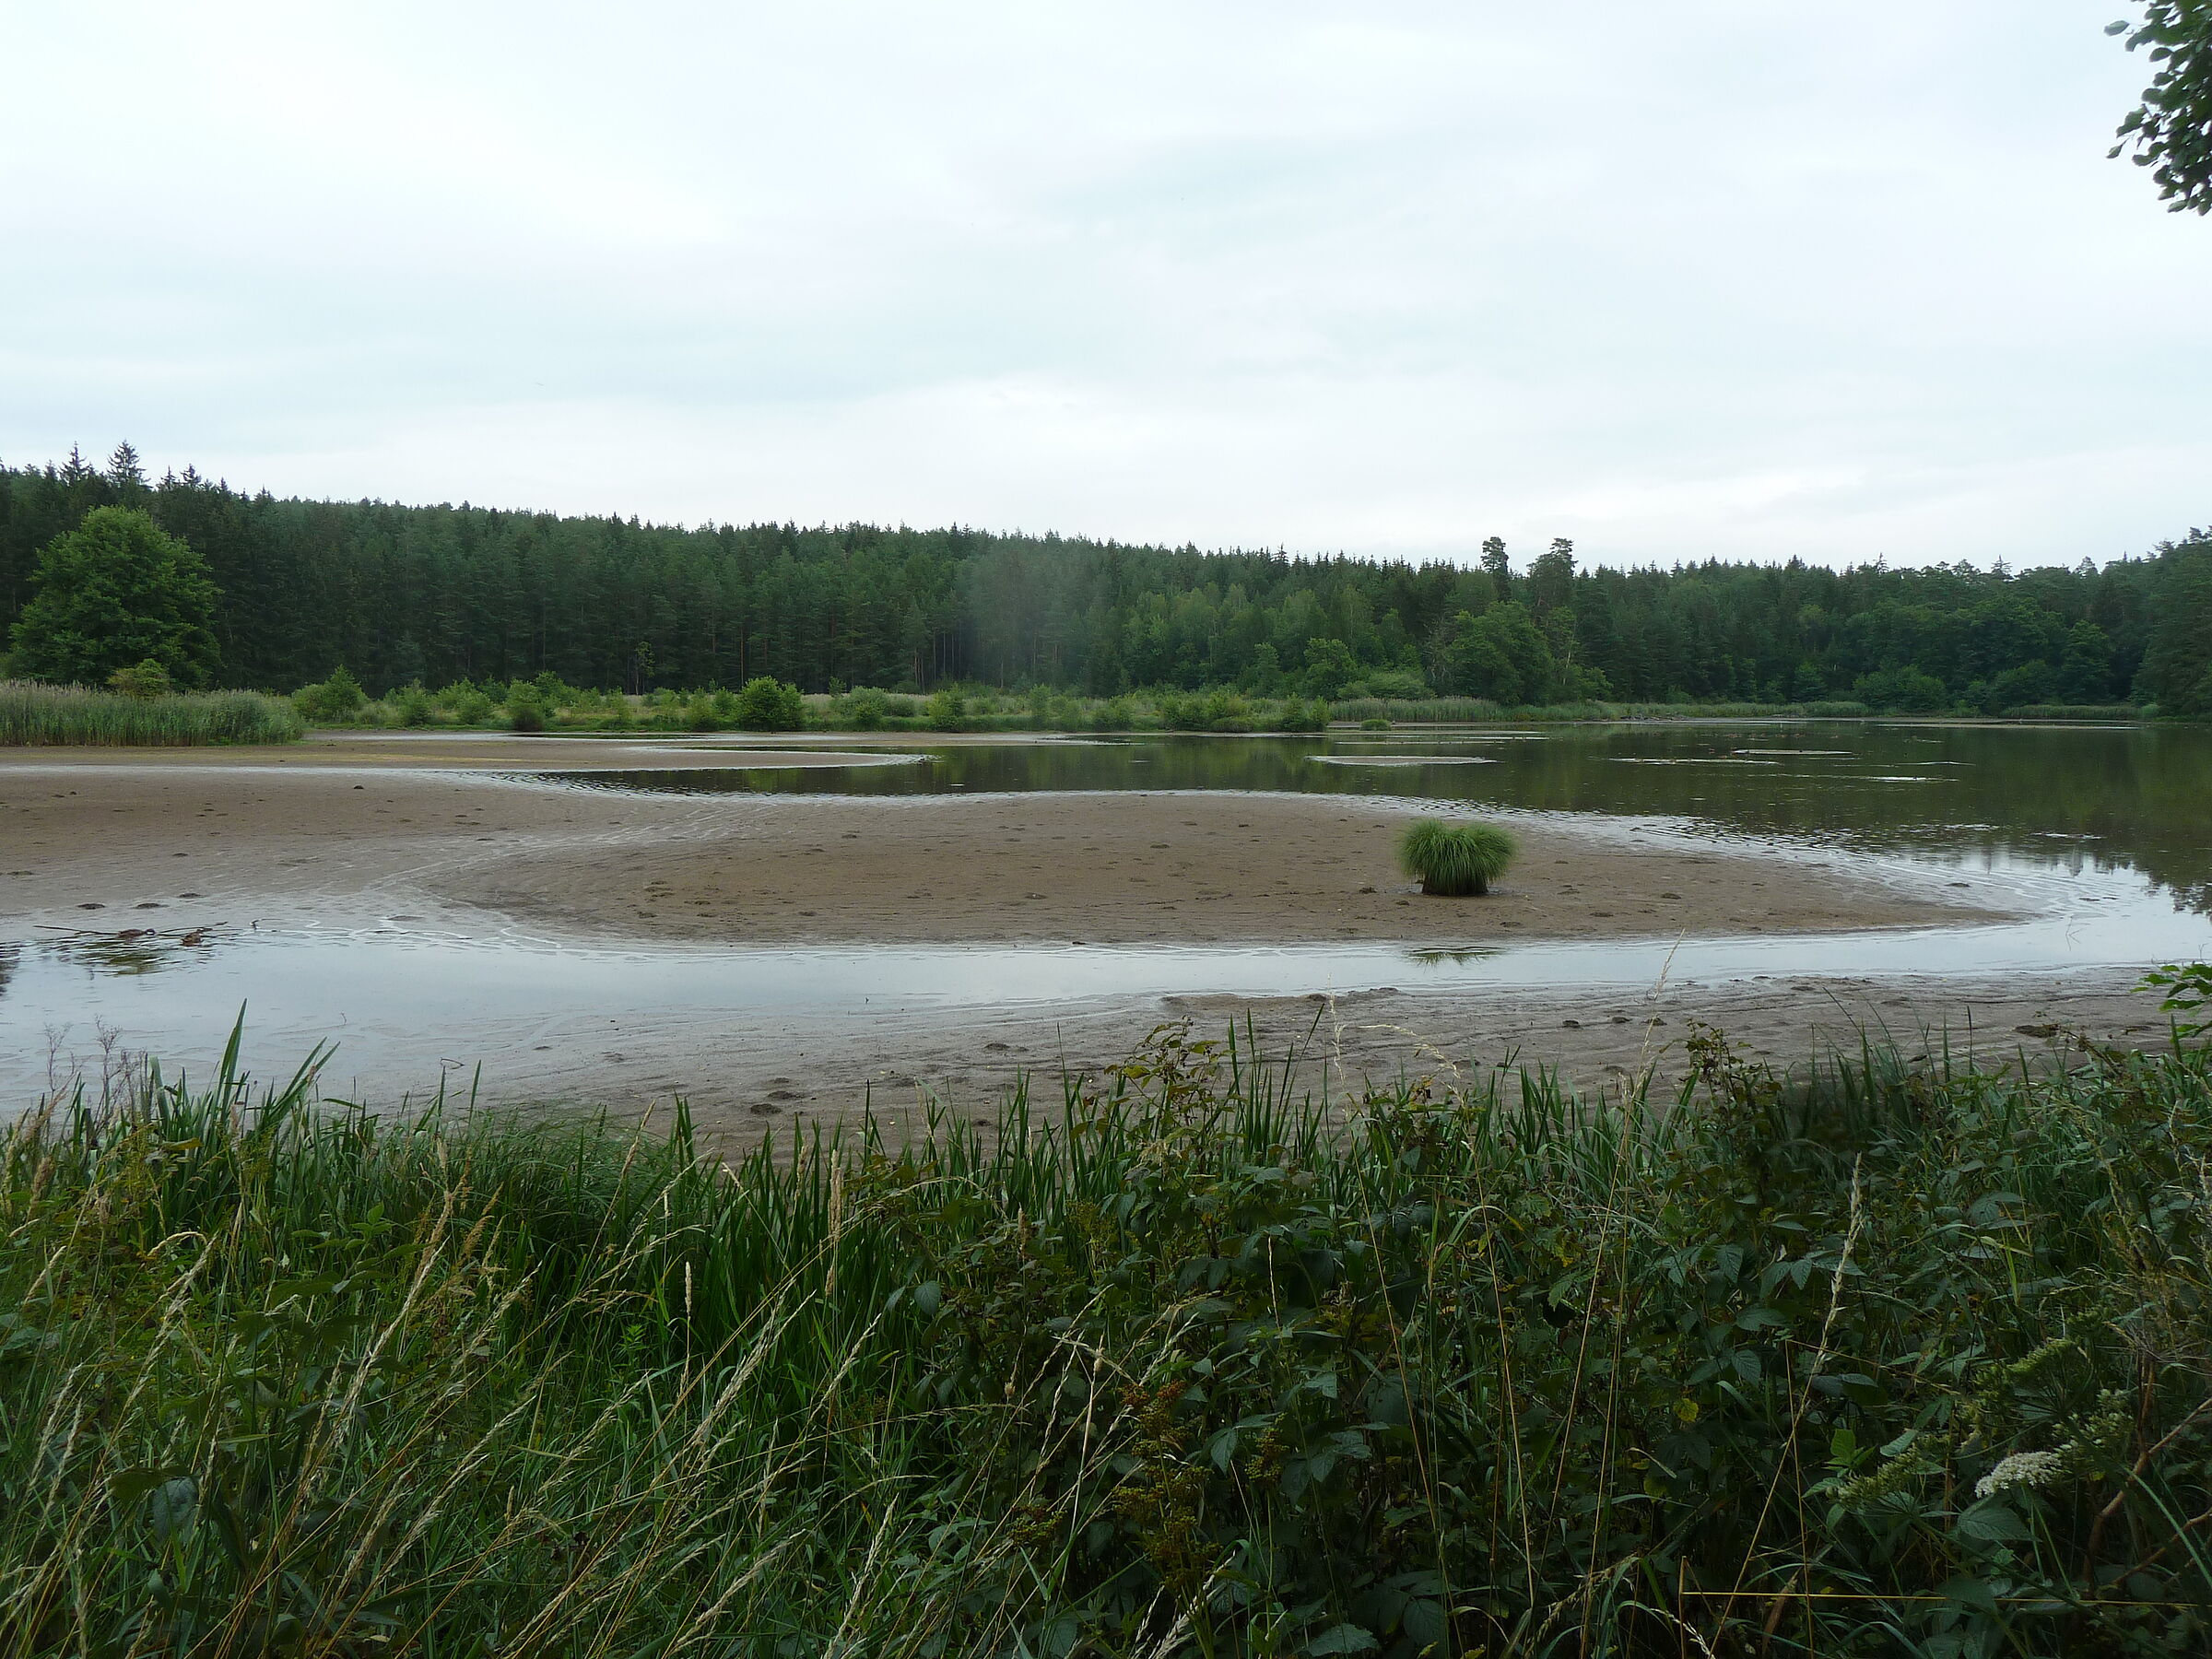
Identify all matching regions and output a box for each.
[9,733,2153,1153]
[1,739,2001,948]
[446,790,1999,947]
[278,967,2171,1154]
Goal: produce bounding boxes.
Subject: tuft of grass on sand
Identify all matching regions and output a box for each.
[1399,816,1518,895]
[0,679,304,746]
[5,1021,2210,1653]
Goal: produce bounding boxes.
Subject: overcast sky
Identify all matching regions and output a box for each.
[4,2,2206,570]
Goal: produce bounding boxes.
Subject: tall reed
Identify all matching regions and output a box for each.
[0,679,304,745]
[3,1022,2207,1653]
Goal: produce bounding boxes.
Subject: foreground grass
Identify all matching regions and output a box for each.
[0,680,303,746]
[4,1026,2209,1655]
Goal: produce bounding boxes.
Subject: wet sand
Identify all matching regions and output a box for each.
[6,734,2169,1142]
[457,970,2165,1147]
[1,737,1994,947]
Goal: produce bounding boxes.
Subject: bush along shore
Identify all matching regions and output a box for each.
[5,1024,2210,1654]
[274,666,2171,736]
[0,679,303,746]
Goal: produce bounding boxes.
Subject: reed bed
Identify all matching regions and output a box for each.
[3,1023,2208,1654]
[0,679,304,745]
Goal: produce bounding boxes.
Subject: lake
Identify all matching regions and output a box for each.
[5,719,2207,1105]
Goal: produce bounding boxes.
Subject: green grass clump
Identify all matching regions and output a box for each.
[6,1025,2211,1653]
[1399,816,1517,894]
[0,679,304,746]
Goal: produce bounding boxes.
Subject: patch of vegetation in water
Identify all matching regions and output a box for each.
[5,1023,2210,1653]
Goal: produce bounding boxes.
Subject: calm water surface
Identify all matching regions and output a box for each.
[569,720,2212,911]
[5,721,2207,1097]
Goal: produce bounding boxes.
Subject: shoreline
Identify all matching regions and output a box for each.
[3,734,2186,1143]
[1,737,2002,949]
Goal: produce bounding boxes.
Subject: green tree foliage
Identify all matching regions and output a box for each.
[291,666,365,723]
[106,658,172,699]
[2055,618,2115,701]
[733,676,805,731]
[1300,637,1358,699]
[503,679,549,732]
[925,686,969,730]
[0,454,2192,714]
[1852,665,1950,712]
[1478,534,1512,593]
[1442,603,1555,703]
[8,507,219,688]
[2135,534,2212,712]
[2110,3,2212,213]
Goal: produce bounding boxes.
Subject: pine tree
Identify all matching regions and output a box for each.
[107,442,146,489]
[1479,536,1511,588]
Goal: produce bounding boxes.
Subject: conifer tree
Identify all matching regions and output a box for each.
[1479,536,1511,589]
[106,442,146,490]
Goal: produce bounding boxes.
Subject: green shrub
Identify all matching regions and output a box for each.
[0,680,303,746]
[106,658,172,699]
[291,666,366,723]
[1852,666,1950,712]
[391,684,434,726]
[1147,690,1193,730]
[1359,715,1391,730]
[504,681,548,733]
[1277,698,1326,733]
[925,686,969,730]
[836,687,892,729]
[1398,817,1517,895]
[1341,667,1430,700]
[734,676,805,731]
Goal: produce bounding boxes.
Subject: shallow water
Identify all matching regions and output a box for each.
[6,721,2209,1101]
[559,720,2212,912]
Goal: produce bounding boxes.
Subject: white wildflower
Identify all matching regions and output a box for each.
[1974,1451,2064,1499]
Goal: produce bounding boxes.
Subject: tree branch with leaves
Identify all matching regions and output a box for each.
[2110,4,2212,213]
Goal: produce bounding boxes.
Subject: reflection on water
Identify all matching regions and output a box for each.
[5,722,2209,1103]
[33,927,223,976]
[2,849,2206,1106]
[557,722,2212,915]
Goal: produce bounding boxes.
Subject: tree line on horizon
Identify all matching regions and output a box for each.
[4,444,2209,715]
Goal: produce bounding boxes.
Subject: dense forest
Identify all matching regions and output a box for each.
[4,445,2208,712]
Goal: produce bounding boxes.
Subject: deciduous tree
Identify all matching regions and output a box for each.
[2110,4,2212,213]
[9,507,219,688]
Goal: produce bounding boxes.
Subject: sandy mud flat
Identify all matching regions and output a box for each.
[1,736,1994,947]
[2,734,2175,1146]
